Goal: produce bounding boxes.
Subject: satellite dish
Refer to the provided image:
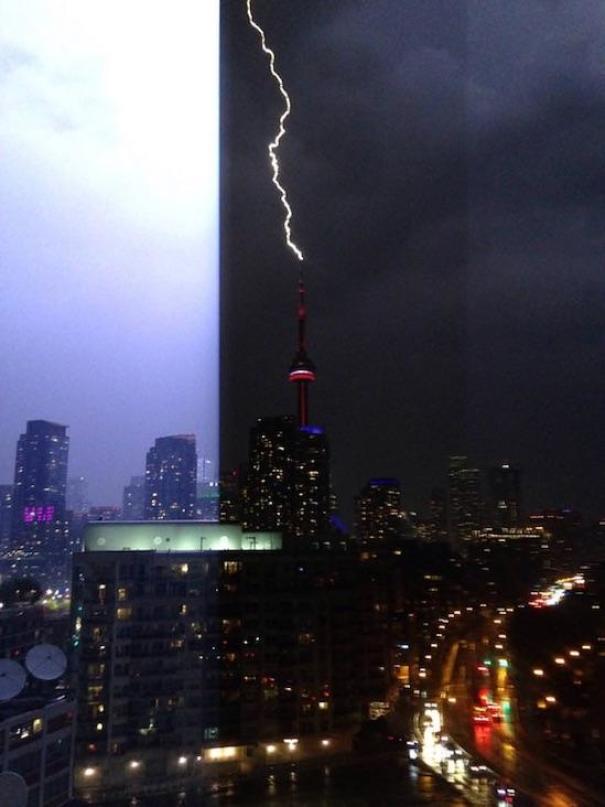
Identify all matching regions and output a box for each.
[0,660,26,701]
[25,644,67,681]
[0,772,27,807]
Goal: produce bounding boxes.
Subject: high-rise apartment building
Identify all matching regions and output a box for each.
[447,456,482,544]
[122,475,145,521]
[487,463,522,528]
[11,420,70,584]
[72,521,360,800]
[244,417,331,543]
[292,426,331,542]
[354,478,403,545]
[144,435,197,520]
[245,416,297,533]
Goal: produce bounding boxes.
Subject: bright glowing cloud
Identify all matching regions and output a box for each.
[0,0,218,235]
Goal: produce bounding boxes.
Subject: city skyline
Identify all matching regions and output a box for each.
[0,1,219,505]
[3,1,605,517]
[221,1,605,521]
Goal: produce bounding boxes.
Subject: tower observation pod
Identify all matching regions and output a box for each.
[288,273,316,427]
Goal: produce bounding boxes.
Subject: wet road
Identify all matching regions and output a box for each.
[117,757,466,806]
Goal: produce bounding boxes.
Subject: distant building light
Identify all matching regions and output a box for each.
[178,756,188,765]
[206,746,236,761]
[129,760,140,770]
[83,768,96,778]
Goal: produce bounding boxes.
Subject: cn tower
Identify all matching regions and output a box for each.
[288,271,316,427]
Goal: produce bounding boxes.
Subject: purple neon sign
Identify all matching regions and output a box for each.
[23,506,55,524]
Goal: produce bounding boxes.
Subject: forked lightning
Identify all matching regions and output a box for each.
[246,0,304,261]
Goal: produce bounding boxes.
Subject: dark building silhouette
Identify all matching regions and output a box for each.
[354,478,403,545]
[428,486,448,542]
[245,416,296,533]
[487,464,522,528]
[292,425,331,543]
[122,475,145,521]
[447,456,482,545]
[0,484,13,554]
[10,420,70,584]
[144,435,197,520]
[244,417,331,543]
[219,467,244,524]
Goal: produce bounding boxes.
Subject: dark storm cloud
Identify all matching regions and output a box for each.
[223,0,605,520]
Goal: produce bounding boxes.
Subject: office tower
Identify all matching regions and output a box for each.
[354,478,403,545]
[11,420,70,584]
[122,475,145,520]
[245,417,331,542]
[144,435,197,520]
[0,485,13,554]
[447,456,482,544]
[288,275,316,427]
[487,463,522,528]
[67,475,89,515]
[428,487,448,542]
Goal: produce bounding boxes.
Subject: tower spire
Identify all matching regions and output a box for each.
[288,270,316,427]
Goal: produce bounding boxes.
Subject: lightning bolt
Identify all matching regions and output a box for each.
[246,0,304,262]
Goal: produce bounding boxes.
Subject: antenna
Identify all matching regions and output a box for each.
[25,644,67,681]
[0,660,26,701]
[0,772,27,807]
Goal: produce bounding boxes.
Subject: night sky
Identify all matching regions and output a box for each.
[222,0,605,523]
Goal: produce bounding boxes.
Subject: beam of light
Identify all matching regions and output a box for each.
[246,0,304,262]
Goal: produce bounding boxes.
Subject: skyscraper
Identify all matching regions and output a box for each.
[245,416,297,532]
[11,420,70,583]
[354,478,403,545]
[487,463,522,528]
[292,425,331,542]
[144,435,197,520]
[244,417,331,543]
[122,475,145,520]
[447,456,482,544]
[67,475,89,515]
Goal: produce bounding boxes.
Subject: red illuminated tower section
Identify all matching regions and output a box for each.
[288,272,316,427]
